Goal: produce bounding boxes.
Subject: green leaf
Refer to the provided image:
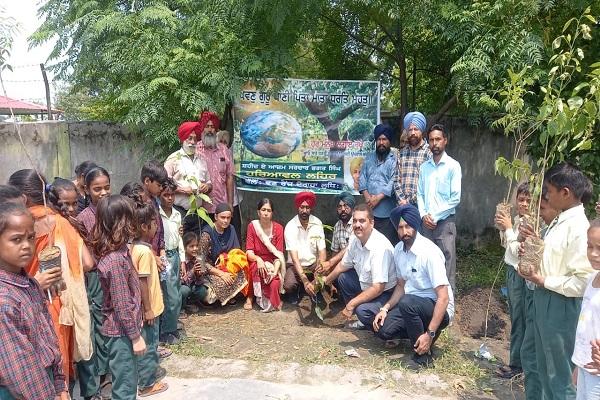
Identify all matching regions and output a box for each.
[314,305,324,321]
[552,36,562,49]
[567,96,583,110]
[562,18,576,33]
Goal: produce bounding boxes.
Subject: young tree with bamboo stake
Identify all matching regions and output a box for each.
[493,9,599,398]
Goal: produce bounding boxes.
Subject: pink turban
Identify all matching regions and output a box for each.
[198,111,221,134]
[178,121,202,142]
[294,191,316,208]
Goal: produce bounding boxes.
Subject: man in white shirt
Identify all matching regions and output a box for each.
[373,204,454,367]
[164,121,212,235]
[324,203,397,328]
[284,191,327,304]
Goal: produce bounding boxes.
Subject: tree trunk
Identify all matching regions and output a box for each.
[396,22,408,119]
[428,96,458,128]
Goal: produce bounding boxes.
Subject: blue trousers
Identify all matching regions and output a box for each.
[337,269,393,326]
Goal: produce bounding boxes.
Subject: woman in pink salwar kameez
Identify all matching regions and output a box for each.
[245,198,285,312]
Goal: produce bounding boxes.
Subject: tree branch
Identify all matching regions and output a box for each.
[321,12,400,64]
[428,95,458,127]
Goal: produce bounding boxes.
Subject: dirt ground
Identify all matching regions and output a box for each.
[167,287,525,400]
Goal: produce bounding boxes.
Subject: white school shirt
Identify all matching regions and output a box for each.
[541,204,593,297]
[572,273,600,370]
[341,229,397,292]
[393,233,455,321]
[501,215,523,268]
[159,206,185,262]
[284,215,326,267]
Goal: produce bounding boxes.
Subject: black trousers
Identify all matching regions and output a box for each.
[374,216,399,246]
[375,293,449,346]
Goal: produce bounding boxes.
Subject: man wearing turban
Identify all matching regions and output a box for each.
[283,191,327,303]
[393,111,432,206]
[196,111,234,216]
[371,204,454,368]
[164,121,212,234]
[359,123,399,245]
[317,191,356,276]
[417,124,461,290]
[324,204,397,329]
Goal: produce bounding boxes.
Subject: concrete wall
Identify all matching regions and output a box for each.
[0,121,147,194]
[0,119,514,245]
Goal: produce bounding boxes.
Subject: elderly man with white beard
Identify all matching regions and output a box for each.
[195,111,234,219]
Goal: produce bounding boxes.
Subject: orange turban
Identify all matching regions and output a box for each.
[178,121,202,142]
[198,111,221,134]
[294,191,316,208]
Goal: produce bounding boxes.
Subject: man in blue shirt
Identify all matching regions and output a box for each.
[417,124,462,290]
[359,124,398,245]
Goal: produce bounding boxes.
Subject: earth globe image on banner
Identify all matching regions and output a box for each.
[240,110,303,158]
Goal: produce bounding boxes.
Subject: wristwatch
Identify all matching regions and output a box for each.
[427,329,436,338]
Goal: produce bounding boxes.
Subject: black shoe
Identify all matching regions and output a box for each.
[495,365,522,379]
[159,333,179,345]
[155,365,167,382]
[411,351,434,368]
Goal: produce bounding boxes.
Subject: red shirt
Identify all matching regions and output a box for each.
[0,269,66,398]
[97,246,142,340]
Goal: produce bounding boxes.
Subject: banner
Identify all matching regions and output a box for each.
[232,79,380,194]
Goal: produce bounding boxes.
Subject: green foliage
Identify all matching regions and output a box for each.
[457,243,505,294]
[493,8,600,220]
[0,7,18,72]
[33,0,322,157]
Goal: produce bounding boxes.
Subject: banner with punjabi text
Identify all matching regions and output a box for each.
[232,79,380,194]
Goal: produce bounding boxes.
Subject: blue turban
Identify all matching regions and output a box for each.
[403,112,426,133]
[335,191,355,209]
[373,124,394,142]
[390,204,421,231]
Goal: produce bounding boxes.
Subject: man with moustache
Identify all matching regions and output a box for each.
[372,204,454,367]
[164,121,212,234]
[195,111,234,218]
[417,124,462,290]
[359,124,398,245]
[324,203,397,328]
[283,191,327,304]
[317,191,356,276]
[394,112,432,207]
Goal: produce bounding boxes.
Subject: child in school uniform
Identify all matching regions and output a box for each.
[494,182,531,379]
[0,202,69,400]
[131,201,169,397]
[159,178,185,341]
[520,162,594,399]
[76,166,112,400]
[92,195,146,400]
[572,219,600,399]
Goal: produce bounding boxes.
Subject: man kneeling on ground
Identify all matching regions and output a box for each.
[324,203,397,328]
[372,204,454,367]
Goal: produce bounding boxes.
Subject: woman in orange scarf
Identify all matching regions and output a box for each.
[9,170,94,385]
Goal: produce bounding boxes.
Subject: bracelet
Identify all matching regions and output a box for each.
[379,307,388,313]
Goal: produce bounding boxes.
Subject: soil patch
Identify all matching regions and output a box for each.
[168,290,522,399]
[455,288,509,341]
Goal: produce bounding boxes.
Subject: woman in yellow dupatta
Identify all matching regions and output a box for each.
[9,169,94,385]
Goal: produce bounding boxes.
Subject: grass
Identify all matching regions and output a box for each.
[456,242,506,295]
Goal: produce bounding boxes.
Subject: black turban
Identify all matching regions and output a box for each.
[334,191,355,209]
[390,204,421,231]
[373,124,394,142]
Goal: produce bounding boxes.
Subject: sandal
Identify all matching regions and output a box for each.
[157,346,172,359]
[138,382,169,397]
